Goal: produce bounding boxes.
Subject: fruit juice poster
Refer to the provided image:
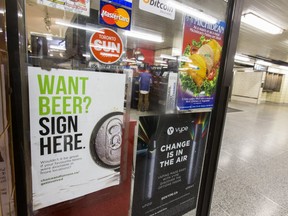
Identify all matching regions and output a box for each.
[37,0,90,16]
[177,15,226,110]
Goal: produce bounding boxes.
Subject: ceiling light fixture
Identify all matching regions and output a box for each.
[188,64,200,70]
[46,36,53,41]
[179,56,192,63]
[279,65,288,71]
[178,68,188,71]
[122,58,136,63]
[155,59,167,64]
[55,21,104,33]
[137,56,145,61]
[124,30,164,43]
[167,0,218,24]
[160,54,192,62]
[83,54,91,58]
[256,60,272,66]
[50,45,66,51]
[234,60,255,66]
[241,12,284,35]
[31,32,54,37]
[268,67,280,73]
[160,54,176,60]
[234,54,250,62]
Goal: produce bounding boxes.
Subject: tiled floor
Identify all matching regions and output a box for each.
[211,101,288,216]
[184,101,288,216]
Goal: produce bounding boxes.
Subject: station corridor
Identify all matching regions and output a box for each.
[186,101,288,215]
[212,101,288,215]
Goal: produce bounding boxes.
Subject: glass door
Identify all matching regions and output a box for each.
[7,0,238,215]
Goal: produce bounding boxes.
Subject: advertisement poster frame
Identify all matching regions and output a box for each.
[132,113,211,216]
[28,67,126,210]
[177,16,226,110]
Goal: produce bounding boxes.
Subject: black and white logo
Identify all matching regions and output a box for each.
[167,127,174,135]
[167,125,189,135]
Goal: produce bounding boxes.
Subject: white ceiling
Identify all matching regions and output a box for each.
[25,0,288,65]
[26,0,74,38]
[238,0,288,64]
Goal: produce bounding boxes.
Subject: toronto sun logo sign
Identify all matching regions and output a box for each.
[89,28,124,64]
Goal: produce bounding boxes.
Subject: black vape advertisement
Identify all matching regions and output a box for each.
[132,113,211,216]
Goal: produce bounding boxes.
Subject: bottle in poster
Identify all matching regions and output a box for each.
[143,139,157,200]
[186,123,202,185]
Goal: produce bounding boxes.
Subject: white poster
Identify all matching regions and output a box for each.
[37,0,90,17]
[28,67,126,210]
[165,72,178,113]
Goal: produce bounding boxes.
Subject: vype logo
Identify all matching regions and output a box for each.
[167,126,189,135]
[167,127,174,135]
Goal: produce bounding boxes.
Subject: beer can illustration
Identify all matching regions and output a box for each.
[90,112,123,169]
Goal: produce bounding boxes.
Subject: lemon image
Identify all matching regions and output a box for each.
[187,54,207,79]
[182,54,207,87]
[207,39,221,64]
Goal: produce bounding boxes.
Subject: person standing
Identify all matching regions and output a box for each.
[138,70,152,111]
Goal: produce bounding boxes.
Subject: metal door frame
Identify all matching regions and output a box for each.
[5,0,244,215]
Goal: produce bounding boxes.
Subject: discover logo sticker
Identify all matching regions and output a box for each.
[139,0,175,20]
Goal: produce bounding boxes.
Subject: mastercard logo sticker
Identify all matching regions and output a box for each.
[100,1,131,30]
